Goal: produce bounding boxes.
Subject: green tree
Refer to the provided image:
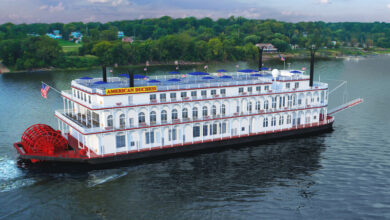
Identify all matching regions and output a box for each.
[207,37,223,61]
[92,41,113,65]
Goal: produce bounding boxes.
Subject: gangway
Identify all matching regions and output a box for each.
[328,98,363,116]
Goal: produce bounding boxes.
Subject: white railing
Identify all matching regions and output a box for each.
[55,103,328,134]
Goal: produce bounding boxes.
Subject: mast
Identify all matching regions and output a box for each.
[310,45,316,87]
[102,66,107,83]
[258,45,264,71]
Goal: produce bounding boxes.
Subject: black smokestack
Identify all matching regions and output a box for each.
[258,46,264,71]
[102,66,107,82]
[129,71,134,87]
[310,47,316,87]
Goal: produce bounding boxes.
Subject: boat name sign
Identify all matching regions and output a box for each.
[106,86,157,95]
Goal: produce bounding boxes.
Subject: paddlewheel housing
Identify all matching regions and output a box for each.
[21,124,68,156]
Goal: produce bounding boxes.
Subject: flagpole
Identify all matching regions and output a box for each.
[41,81,62,94]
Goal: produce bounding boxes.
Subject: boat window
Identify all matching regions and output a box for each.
[138,112,145,123]
[221,104,226,115]
[239,87,244,93]
[161,110,167,122]
[211,123,217,135]
[107,115,113,127]
[256,101,260,110]
[191,91,197,97]
[220,89,226,95]
[193,126,200,138]
[279,115,284,125]
[247,102,252,112]
[286,83,290,89]
[271,116,276,126]
[247,87,252,93]
[202,106,208,117]
[150,94,157,101]
[168,128,177,141]
[170,93,176,99]
[256,86,261,92]
[160,93,166,101]
[222,122,227,134]
[116,133,126,148]
[182,108,188,118]
[295,82,299,89]
[172,109,178,120]
[263,118,268,127]
[211,90,216,95]
[272,97,277,108]
[181,92,187,98]
[84,93,86,102]
[145,131,155,144]
[77,91,80,99]
[88,95,91,104]
[192,107,198,118]
[150,111,156,124]
[264,100,269,110]
[201,90,207,96]
[287,115,292,124]
[212,105,217,116]
[119,114,126,128]
[203,125,208,136]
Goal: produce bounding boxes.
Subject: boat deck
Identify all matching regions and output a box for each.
[72,71,310,95]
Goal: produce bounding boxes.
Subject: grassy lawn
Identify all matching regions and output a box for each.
[57,39,82,54]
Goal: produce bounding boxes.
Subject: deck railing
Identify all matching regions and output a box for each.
[55,103,328,134]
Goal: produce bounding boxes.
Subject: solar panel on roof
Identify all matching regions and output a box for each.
[168,78,181,82]
[238,69,257,73]
[251,74,263,77]
[119,73,129,78]
[188,72,209,76]
[219,75,232,79]
[79,76,92,80]
[134,74,147,79]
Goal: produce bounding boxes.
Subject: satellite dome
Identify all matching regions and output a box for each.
[271,69,279,78]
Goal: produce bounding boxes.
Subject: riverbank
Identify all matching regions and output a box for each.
[0,61,10,74]
[3,48,390,74]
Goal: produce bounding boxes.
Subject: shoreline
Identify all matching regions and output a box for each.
[2,51,390,74]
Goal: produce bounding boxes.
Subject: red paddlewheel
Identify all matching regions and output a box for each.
[21,124,68,156]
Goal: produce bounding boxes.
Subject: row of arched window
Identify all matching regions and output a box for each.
[107,104,227,127]
[262,115,292,127]
[106,96,321,128]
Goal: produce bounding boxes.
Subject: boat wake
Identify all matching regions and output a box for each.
[87,169,128,187]
[0,157,36,193]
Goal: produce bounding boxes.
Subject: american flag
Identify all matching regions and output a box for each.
[302,67,306,71]
[204,65,208,70]
[279,54,285,62]
[41,83,50,99]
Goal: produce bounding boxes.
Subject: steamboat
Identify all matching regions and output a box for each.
[13,49,362,164]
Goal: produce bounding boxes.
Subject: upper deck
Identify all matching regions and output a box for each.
[71,70,310,95]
